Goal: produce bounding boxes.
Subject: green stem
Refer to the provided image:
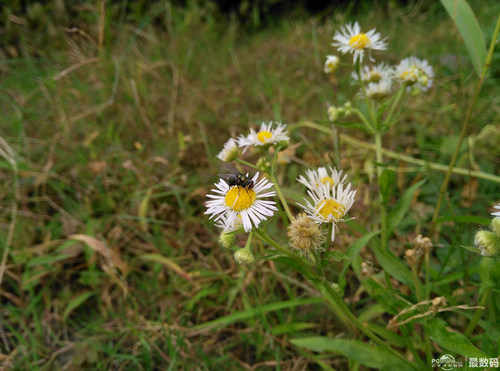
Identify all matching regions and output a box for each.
[424,251,430,299]
[383,85,405,126]
[464,286,492,337]
[374,132,389,251]
[268,172,293,222]
[245,231,253,250]
[431,12,500,234]
[289,123,500,184]
[255,229,416,370]
[351,108,375,134]
[235,158,260,171]
[356,63,377,126]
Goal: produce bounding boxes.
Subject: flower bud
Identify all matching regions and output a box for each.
[219,230,236,249]
[234,248,255,266]
[256,157,271,172]
[327,106,339,122]
[474,230,500,257]
[490,217,500,238]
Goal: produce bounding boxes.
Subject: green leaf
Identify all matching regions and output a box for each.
[345,220,418,290]
[378,169,395,204]
[63,291,96,322]
[191,298,324,330]
[441,0,487,77]
[271,256,317,281]
[271,322,317,335]
[339,231,380,291]
[425,318,490,359]
[27,254,71,267]
[339,231,381,291]
[290,337,415,371]
[387,179,426,236]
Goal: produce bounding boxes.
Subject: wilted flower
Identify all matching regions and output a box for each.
[287,213,326,255]
[332,22,387,64]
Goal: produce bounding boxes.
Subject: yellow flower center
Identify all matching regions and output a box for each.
[257,131,273,143]
[401,68,418,84]
[367,71,381,82]
[349,33,370,50]
[316,176,335,188]
[317,199,346,220]
[225,186,256,212]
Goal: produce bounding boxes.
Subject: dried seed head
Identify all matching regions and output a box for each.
[287,213,326,256]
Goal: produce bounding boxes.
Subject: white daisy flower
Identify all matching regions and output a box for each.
[237,122,290,153]
[365,79,393,100]
[297,166,347,197]
[298,182,356,241]
[332,22,388,64]
[324,55,340,73]
[205,172,278,233]
[393,57,434,91]
[492,203,500,217]
[351,62,393,84]
[216,138,239,162]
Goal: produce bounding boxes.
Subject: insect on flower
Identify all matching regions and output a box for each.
[218,165,255,195]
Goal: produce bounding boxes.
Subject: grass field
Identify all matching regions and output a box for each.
[1,1,500,370]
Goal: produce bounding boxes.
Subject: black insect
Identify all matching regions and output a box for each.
[218,164,255,192]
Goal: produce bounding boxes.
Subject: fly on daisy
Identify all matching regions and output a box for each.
[332,22,387,64]
[237,121,290,153]
[205,170,278,233]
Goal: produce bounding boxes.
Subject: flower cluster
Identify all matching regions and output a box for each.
[325,21,434,106]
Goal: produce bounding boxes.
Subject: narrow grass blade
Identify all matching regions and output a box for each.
[191,298,324,330]
[291,337,415,371]
[63,291,96,321]
[139,253,196,285]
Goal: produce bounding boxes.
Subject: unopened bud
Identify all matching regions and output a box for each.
[256,157,271,172]
[327,106,339,122]
[490,217,500,238]
[474,230,500,257]
[234,248,255,267]
[219,230,236,249]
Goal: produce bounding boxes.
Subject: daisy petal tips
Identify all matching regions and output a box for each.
[332,22,387,64]
[492,203,500,217]
[205,172,278,233]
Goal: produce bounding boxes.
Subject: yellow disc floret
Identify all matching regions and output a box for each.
[316,176,335,188]
[401,68,418,84]
[349,33,370,49]
[225,186,256,211]
[257,131,273,143]
[317,199,346,220]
